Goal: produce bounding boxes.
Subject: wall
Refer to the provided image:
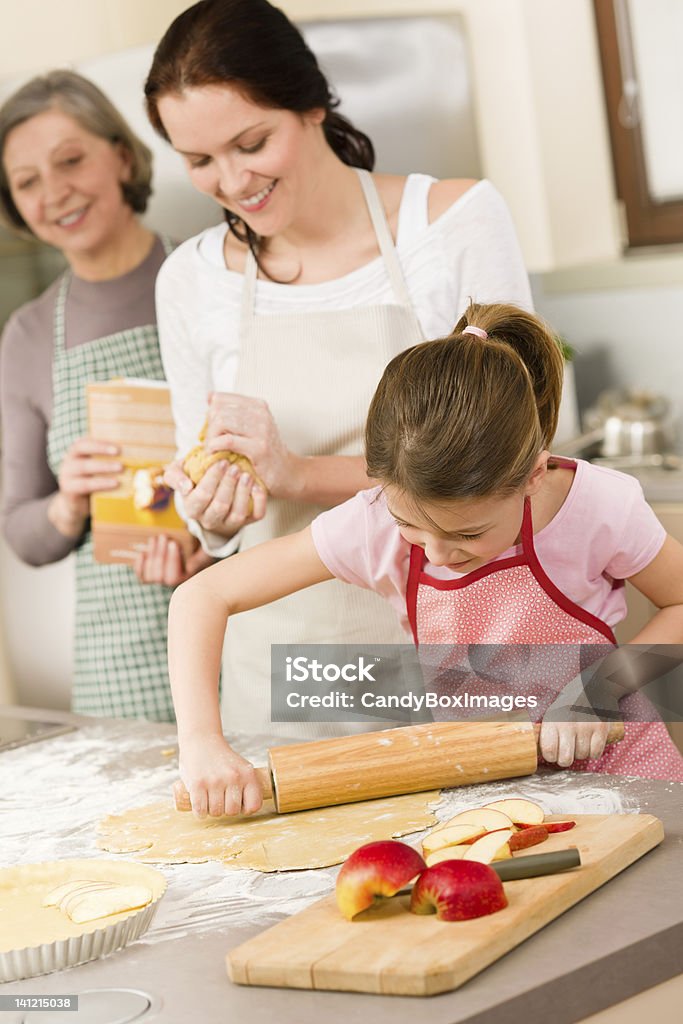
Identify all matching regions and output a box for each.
[531,276,683,441]
[0,0,189,75]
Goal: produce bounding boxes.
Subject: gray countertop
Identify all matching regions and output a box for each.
[1,706,682,1024]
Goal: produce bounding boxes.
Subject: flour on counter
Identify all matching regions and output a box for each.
[0,719,641,945]
[433,772,636,823]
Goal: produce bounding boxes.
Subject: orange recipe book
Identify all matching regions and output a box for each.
[87,378,194,564]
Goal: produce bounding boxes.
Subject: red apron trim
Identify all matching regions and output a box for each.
[406,543,422,646]
[406,484,616,647]
[412,553,528,591]
[519,498,616,644]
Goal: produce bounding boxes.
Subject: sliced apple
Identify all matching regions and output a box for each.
[483,798,544,826]
[543,819,576,834]
[425,846,468,867]
[67,884,153,924]
[410,861,508,921]
[422,824,485,857]
[431,807,515,835]
[335,840,426,920]
[463,829,513,864]
[43,879,106,908]
[508,825,549,852]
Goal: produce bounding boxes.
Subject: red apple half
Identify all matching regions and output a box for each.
[335,840,426,920]
[410,860,508,921]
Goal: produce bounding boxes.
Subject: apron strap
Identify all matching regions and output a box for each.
[240,170,421,328]
[159,233,175,258]
[355,168,414,309]
[520,495,617,643]
[406,543,425,647]
[52,272,71,356]
[240,247,259,335]
[520,495,536,554]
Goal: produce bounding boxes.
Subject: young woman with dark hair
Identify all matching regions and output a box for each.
[144,0,541,741]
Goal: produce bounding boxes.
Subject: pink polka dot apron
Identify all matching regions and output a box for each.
[406,485,683,781]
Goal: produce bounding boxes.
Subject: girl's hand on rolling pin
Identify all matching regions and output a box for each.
[540,670,620,766]
[178,734,263,818]
[204,392,303,500]
[164,457,267,539]
[539,719,610,767]
[133,535,217,587]
[49,438,123,537]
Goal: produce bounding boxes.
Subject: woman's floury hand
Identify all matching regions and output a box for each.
[164,456,267,540]
[204,392,304,499]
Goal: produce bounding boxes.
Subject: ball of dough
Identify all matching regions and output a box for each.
[182,418,267,515]
[183,446,262,488]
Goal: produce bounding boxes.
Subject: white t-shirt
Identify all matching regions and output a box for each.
[311,460,666,634]
[156,175,533,551]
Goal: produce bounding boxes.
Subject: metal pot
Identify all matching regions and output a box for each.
[556,389,675,459]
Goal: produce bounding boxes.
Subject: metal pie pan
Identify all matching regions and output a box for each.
[0,859,167,982]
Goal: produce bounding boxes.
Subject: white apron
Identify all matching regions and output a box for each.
[222,169,423,738]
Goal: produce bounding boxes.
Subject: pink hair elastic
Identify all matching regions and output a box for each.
[463,325,488,339]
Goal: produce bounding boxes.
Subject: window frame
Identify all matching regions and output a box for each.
[593,0,683,247]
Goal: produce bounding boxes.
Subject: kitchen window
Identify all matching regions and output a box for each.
[593,0,683,248]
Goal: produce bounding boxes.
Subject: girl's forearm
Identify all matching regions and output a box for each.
[168,577,229,739]
[629,605,683,646]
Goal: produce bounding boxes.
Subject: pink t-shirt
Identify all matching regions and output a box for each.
[311,460,666,634]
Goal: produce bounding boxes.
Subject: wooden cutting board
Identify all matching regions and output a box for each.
[227,813,664,997]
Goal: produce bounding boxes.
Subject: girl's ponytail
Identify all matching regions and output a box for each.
[455,303,564,447]
[366,302,566,503]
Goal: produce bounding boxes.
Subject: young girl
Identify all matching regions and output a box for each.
[169,303,683,817]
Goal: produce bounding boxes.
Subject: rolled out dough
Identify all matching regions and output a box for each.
[97,792,440,872]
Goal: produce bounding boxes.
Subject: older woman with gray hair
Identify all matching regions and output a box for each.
[0,70,212,720]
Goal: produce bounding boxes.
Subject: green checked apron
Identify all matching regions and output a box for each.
[46,243,176,721]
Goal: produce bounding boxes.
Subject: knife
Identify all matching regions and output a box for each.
[396,847,581,894]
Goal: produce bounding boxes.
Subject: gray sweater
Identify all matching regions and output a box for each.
[0,237,167,565]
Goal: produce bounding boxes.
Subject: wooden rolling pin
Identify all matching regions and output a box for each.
[174,719,624,814]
